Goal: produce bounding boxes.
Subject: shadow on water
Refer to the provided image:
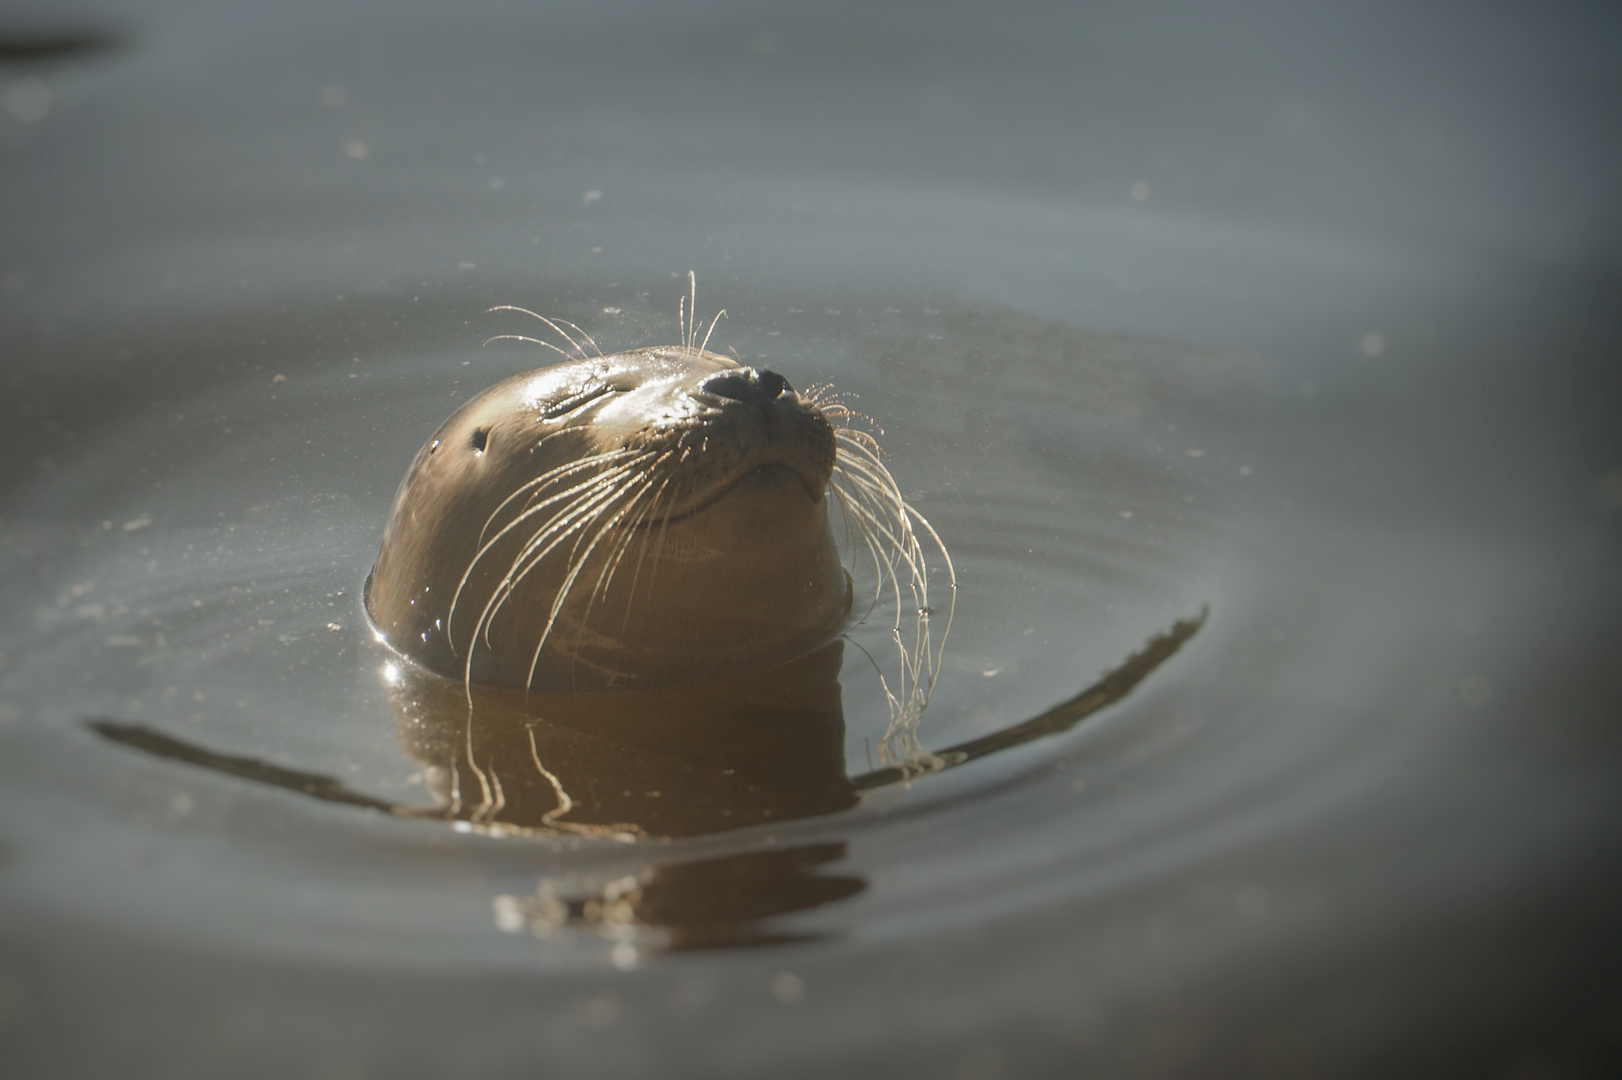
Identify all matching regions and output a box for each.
[89,611,1203,952]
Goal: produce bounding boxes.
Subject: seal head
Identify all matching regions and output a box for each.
[365,346,853,692]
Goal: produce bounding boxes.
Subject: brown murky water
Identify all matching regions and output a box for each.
[1,2,1618,1077]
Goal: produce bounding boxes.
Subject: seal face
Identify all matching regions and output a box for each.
[365,346,853,692]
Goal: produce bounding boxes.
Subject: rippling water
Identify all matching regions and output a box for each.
[1,2,1618,1077]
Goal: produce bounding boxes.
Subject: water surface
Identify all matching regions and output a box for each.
[1,2,1618,1077]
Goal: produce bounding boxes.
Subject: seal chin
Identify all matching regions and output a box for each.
[532,460,852,692]
[364,346,854,693]
[655,459,826,527]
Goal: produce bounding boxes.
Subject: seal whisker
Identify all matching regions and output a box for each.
[833,427,889,461]
[479,454,650,568]
[824,420,955,771]
[839,480,912,642]
[645,477,684,595]
[834,474,923,588]
[448,454,653,647]
[824,403,886,441]
[560,491,658,674]
[832,434,905,493]
[476,450,630,548]
[550,317,603,358]
[486,305,593,358]
[460,483,644,694]
[476,448,645,548]
[838,515,925,736]
[591,498,655,620]
[835,460,909,561]
[832,449,900,509]
[909,507,956,672]
[684,271,698,350]
[840,533,915,729]
[484,474,646,630]
[699,308,727,354]
[590,477,664,611]
[524,479,655,690]
[459,475,646,680]
[615,472,677,637]
[830,479,895,612]
[565,476,663,665]
[482,333,573,361]
[830,489,898,659]
[517,472,653,614]
[877,505,954,768]
[832,464,915,570]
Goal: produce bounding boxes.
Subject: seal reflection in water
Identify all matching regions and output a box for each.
[386,639,865,949]
[385,641,857,840]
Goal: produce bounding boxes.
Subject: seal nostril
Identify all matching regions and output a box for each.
[470,428,489,454]
[702,372,756,402]
[702,368,793,404]
[758,369,789,398]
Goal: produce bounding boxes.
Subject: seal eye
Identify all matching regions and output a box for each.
[470,428,489,454]
[541,386,615,420]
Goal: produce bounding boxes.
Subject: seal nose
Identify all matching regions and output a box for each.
[756,369,789,399]
[701,367,791,404]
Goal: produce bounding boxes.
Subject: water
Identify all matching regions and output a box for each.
[1,2,1619,1077]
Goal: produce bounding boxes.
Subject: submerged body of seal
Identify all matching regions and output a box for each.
[365,344,858,692]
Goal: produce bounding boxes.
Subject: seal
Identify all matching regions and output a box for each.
[364,342,855,692]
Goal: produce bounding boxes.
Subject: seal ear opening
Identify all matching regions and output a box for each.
[470,428,489,454]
